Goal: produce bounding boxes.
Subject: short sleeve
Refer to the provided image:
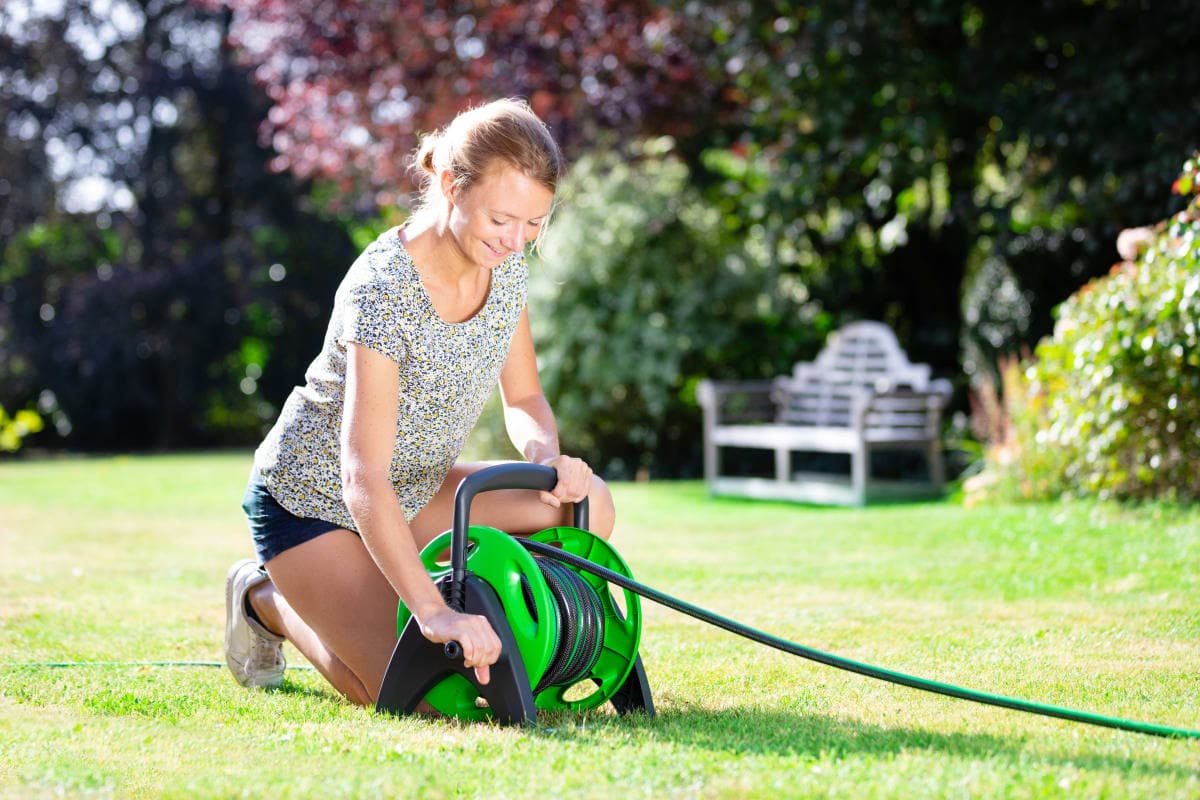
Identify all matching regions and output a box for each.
[338,272,409,365]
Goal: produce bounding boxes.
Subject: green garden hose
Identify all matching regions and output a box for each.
[526,556,606,694]
[0,661,316,670]
[519,538,1200,741]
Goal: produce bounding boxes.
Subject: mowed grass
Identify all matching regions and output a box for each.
[1,453,1197,799]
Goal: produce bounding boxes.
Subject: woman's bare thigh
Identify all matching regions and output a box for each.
[264,529,399,702]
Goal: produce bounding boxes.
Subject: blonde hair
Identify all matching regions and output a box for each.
[411,98,563,229]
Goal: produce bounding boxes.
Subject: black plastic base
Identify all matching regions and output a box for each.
[607,655,655,718]
[375,574,655,725]
[375,575,538,725]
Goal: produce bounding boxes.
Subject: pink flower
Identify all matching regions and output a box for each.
[1116,226,1154,262]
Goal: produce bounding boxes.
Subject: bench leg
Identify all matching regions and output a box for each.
[775,448,789,483]
[927,441,945,493]
[851,445,869,506]
[704,438,719,490]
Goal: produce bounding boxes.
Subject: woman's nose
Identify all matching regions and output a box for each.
[500,223,526,252]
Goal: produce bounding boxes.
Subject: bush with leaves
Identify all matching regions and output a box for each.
[976,155,1200,502]
[512,140,822,479]
[0,405,43,453]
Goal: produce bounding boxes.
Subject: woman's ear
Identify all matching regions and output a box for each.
[439,169,457,206]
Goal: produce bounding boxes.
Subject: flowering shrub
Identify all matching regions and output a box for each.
[973,154,1200,502]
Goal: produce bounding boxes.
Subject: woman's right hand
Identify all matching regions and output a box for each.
[418,606,502,685]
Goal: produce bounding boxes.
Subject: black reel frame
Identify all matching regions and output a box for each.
[375,463,654,725]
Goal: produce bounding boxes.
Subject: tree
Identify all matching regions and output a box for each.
[191,2,1200,471]
[685,1,1200,387]
[526,143,824,477]
[0,0,357,449]
[198,0,711,212]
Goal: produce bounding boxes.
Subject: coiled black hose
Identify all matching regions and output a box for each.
[522,556,606,693]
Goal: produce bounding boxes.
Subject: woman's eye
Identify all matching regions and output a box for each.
[490,218,504,225]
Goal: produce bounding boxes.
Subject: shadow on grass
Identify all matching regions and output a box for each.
[533,705,1195,778]
[651,705,1003,757]
[272,678,343,703]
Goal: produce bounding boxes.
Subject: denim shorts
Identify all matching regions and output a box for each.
[241,469,347,564]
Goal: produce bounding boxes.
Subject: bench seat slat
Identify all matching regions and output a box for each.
[711,424,859,452]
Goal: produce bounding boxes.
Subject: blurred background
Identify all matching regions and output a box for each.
[2,0,1197,497]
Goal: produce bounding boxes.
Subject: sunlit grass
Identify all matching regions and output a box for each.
[1,453,1198,798]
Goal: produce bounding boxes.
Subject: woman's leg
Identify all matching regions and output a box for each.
[248,530,399,706]
[245,461,615,706]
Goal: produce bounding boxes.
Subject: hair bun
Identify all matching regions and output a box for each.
[416,131,441,175]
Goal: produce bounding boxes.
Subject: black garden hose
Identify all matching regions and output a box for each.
[519,538,1200,741]
[524,557,606,694]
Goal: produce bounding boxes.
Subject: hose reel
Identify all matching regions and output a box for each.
[375,463,654,724]
[374,465,1199,738]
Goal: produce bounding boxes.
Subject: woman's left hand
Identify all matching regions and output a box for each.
[536,454,593,508]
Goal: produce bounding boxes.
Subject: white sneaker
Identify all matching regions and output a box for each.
[224,558,286,688]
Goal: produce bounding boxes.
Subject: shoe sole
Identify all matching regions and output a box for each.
[224,559,251,679]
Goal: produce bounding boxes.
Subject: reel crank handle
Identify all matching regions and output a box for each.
[451,464,590,583]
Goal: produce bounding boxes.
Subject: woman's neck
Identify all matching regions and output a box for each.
[402,213,476,286]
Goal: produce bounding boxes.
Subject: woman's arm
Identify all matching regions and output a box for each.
[341,341,500,682]
[499,307,593,506]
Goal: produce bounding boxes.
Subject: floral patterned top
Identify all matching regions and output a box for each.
[253,225,527,530]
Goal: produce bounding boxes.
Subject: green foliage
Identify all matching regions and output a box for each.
[0,405,43,453]
[8,0,1200,460]
[985,156,1200,502]
[684,1,984,380]
[528,141,821,477]
[0,3,365,450]
[686,1,1200,386]
[0,222,122,283]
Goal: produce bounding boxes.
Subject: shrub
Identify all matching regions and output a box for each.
[0,405,43,453]
[514,140,820,478]
[974,154,1200,502]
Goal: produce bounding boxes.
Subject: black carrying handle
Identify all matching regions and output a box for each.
[449,462,589,594]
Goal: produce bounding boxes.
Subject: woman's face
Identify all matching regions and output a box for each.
[444,162,554,270]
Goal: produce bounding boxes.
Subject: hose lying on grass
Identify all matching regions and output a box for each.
[5,543,1197,741]
[520,538,1200,741]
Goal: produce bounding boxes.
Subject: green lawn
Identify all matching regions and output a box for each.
[1,453,1197,798]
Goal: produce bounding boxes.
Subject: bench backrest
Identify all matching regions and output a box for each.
[776,321,932,427]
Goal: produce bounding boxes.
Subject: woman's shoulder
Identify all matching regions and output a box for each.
[341,227,417,290]
[364,225,416,278]
[331,227,421,317]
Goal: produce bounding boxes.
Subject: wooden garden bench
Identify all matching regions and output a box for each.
[696,321,952,506]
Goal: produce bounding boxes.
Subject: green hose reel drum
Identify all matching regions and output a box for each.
[525,525,643,711]
[393,521,643,721]
[376,462,652,724]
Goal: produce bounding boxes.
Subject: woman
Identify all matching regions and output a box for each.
[227,98,614,706]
